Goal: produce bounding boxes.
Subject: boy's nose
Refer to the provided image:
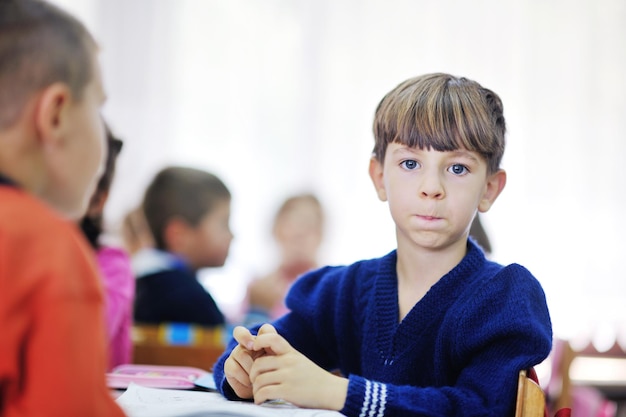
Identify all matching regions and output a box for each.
[418,173,445,199]
[421,189,444,199]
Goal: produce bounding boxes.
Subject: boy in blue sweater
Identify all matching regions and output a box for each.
[213,73,552,416]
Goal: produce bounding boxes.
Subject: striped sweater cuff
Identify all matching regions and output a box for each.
[342,375,388,417]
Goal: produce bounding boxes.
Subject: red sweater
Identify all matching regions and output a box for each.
[0,186,125,417]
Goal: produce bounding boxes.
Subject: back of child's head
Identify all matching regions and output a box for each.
[0,0,97,129]
[273,193,324,232]
[142,166,231,251]
[372,73,506,174]
[80,124,123,248]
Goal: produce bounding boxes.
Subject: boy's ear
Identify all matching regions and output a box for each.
[33,83,72,146]
[163,217,191,253]
[478,169,507,213]
[368,156,388,202]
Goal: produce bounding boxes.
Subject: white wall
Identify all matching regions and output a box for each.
[52,0,626,342]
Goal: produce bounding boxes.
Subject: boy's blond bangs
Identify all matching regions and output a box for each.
[373,73,505,174]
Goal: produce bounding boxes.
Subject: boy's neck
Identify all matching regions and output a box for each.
[395,237,468,286]
[0,111,45,195]
[395,238,468,321]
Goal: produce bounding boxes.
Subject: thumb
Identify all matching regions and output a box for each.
[253,328,292,356]
[256,323,278,336]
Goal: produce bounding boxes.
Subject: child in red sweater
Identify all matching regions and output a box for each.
[0,0,126,416]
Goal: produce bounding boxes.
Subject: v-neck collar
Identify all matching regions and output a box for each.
[373,242,486,361]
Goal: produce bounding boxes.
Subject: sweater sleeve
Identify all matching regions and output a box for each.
[213,265,346,399]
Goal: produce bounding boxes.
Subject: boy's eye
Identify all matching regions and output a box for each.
[401,160,419,170]
[449,164,468,175]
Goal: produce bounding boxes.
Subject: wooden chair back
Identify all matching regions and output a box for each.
[132,323,226,372]
[515,369,546,417]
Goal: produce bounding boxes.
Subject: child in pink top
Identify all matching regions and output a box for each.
[81,126,135,370]
[97,246,135,368]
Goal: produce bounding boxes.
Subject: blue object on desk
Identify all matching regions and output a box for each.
[193,373,217,391]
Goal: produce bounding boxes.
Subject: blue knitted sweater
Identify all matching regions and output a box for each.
[214,240,552,416]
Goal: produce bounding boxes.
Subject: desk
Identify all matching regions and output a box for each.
[115,383,342,417]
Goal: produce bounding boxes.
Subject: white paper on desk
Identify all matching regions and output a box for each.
[117,383,343,417]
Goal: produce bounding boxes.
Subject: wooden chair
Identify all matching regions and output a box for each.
[131,323,227,372]
[516,369,547,417]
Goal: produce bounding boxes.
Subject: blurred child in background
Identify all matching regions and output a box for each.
[244,193,325,326]
[80,124,135,370]
[133,166,233,328]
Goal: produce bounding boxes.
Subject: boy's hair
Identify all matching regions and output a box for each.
[373,73,506,174]
[80,124,123,248]
[0,0,97,129]
[142,166,231,250]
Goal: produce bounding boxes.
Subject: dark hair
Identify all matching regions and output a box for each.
[80,125,123,248]
[0,0,96,128]
[142,166,231,250]
[372,73,506,174]
[469,215,492,254]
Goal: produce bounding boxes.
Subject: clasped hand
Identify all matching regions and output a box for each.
[223,323,347,410]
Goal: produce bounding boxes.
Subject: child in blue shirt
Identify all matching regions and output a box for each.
[133,166,233,327]
[213,73,552,416]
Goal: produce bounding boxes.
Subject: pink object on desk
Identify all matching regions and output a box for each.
[107,364,208,389]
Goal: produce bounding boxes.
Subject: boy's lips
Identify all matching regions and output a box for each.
[416,214,442,221]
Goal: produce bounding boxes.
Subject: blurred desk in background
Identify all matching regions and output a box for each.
[570,355,626,400]
[132,323,227,372]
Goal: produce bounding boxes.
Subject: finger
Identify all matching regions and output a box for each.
[253,332,292,356]
[253,384,281,405]
[225,354,252,388]
[252,372,284,405]
[257,323,277,336]
[224,355,254,399]
[231,344,255,373]
[249,353,279,383]
[230,378,254,400]
[232,325,255,350]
